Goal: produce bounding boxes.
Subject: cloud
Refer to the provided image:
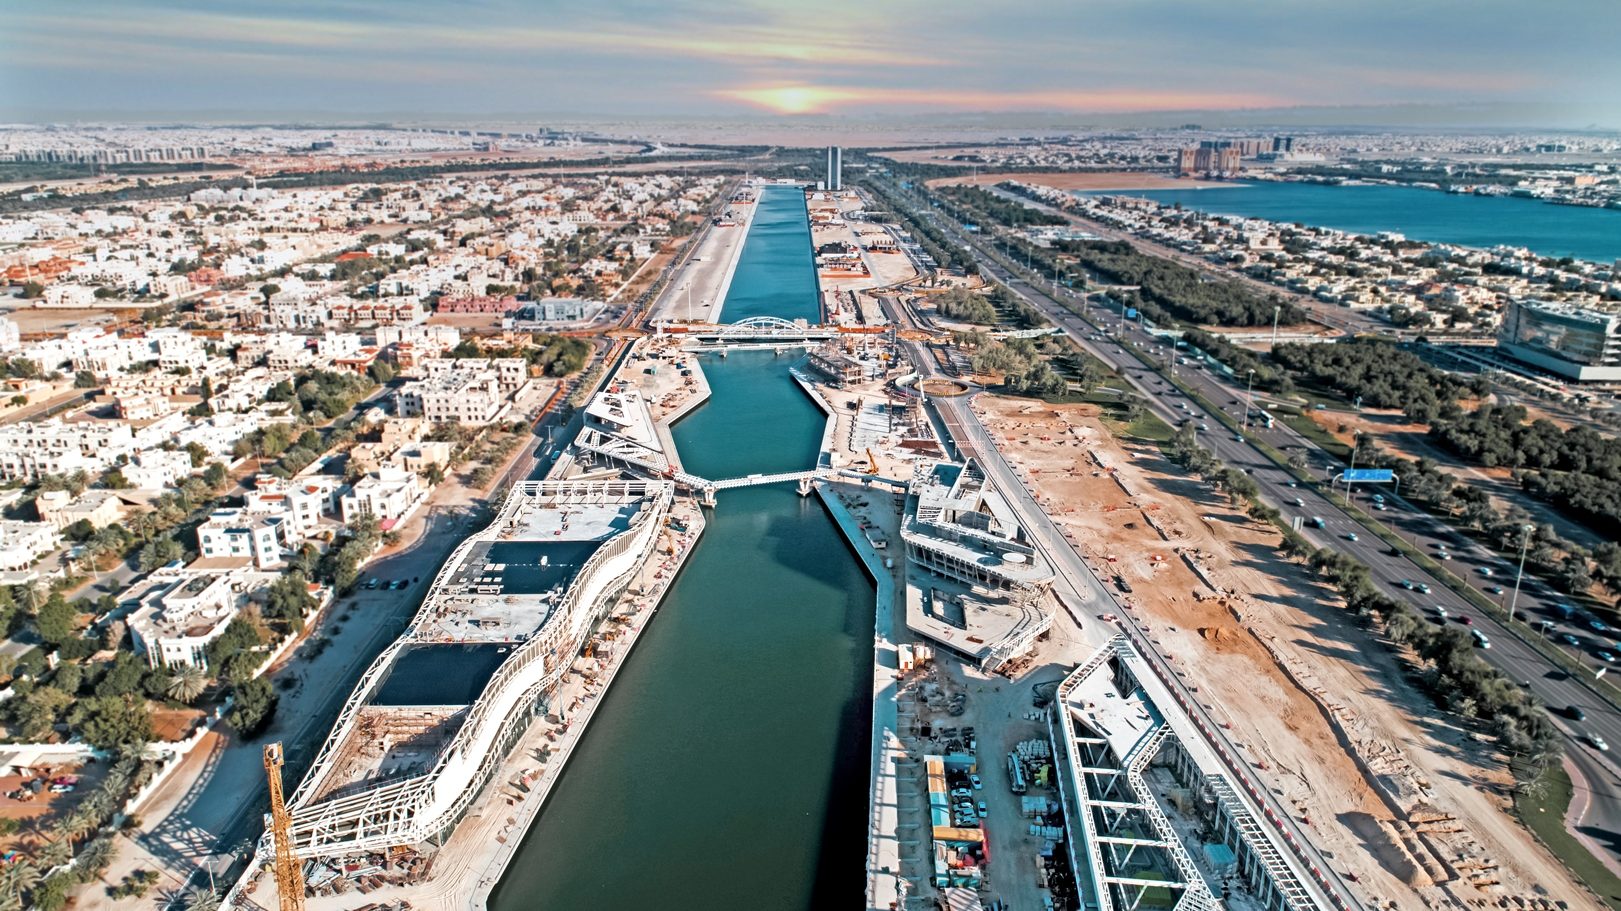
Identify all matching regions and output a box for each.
[1,0,1615,122]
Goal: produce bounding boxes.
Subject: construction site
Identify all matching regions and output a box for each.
[970,394,1597,910]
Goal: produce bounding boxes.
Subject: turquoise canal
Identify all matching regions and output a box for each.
[715,186,821,323]
[490,187,873,910]
[1090,182,1621,262]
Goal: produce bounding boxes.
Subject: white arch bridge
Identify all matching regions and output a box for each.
[656,315,850,347]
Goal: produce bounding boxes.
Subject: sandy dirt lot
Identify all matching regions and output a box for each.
[975,394,1598,911]
[926,170,1225,191]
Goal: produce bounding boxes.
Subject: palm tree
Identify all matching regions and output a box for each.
[82,790,115,826]
[37,836,72,869]
[183,886,222,911]
[0,861,38,902]
[56,807,97,843]
[167,665,207,704]
[76,837,115,878]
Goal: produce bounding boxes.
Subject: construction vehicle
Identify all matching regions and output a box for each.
[865,448,881,475]
[264,742,307,911]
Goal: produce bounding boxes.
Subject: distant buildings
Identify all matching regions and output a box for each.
[1498,300,1621,381]
[826,145,842,192]
[1176,144,1242,176]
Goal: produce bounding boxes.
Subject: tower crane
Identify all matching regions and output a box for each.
[263,742,306,911]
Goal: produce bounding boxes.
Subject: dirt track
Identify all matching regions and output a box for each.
[977,395,1599,911]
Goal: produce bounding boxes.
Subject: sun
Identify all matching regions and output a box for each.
[718,85,859,115]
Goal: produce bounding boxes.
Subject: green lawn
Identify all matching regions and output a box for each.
[1513,761,1621,909]
[1278,411,1352,461]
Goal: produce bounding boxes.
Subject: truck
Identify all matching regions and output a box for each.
[1007,752,1028,794]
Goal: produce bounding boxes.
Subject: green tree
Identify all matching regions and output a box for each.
[69,695,152,751]
[227,677,277,738]
[33,596,78,648]
[20,281,44,299]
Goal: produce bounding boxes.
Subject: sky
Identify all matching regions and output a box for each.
[2,0,1618,126]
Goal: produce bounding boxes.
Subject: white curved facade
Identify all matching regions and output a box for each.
[285,478,673,858]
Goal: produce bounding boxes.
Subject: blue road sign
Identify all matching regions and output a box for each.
[1342,468,1394,483]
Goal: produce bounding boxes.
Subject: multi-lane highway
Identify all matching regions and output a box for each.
[900,197,1621,862]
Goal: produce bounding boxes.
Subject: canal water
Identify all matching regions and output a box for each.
[490,187,873,910]
[1085,181,1621,262]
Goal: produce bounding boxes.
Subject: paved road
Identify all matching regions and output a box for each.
[888,189,1621,865]
[882,296,1363,907]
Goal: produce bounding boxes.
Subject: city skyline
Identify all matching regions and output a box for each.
[3,0,1619,127]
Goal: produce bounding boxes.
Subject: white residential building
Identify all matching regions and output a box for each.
[196,508,285,569]
[0,521,60,572]
[0,419,137,481]
[126,572,241,669]
[339,467,421,528]
[122,449,196,490]
[396,365,504,425]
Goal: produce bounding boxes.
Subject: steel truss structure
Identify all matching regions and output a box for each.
[281,479,673,859]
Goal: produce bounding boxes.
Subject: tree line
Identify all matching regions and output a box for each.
[1271,338,1484,422]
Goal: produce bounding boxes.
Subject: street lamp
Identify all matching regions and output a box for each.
[1271,304,1282,349]
[1242,369,1256,429]
[1509,523,1535,622]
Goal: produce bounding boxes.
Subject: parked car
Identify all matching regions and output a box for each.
[969,775,982,790]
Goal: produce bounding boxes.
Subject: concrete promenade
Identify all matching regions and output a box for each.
[817,482,906,911]
[648,182,760,326]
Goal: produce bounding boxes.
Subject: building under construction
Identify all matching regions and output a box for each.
[277,478,673,860]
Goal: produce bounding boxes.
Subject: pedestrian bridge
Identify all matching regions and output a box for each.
[575,428,905,504]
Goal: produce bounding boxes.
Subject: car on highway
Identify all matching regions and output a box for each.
[1294,497,1305,507]
[1588,617,1610,633]
[1434,605,1449,620]
[1400,579,1415,590]
[1346,532,1358,542]
[1598,650,1617,663]
[1477,567,1494,577]
[1233,434,1244,442]
[1561,633,1583,647]
[1488,585,1505,595]
[1567,705,1587,721]
[1587,733,1609,752]
[1436,551,1452,560]
[1417,583,1431,595]
[1471,630,1491,649]
[1457,615,1473,625]
[1199,423,1209,431]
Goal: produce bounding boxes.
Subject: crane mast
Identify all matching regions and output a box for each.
[263,742,306,911]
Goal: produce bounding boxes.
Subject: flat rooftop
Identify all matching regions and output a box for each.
[414,499,638,643]
[903,573,1053,670]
